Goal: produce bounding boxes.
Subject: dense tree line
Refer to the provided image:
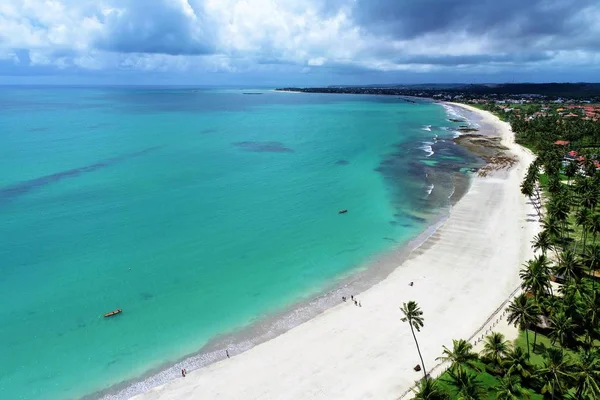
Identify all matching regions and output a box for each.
[403,110,600,399]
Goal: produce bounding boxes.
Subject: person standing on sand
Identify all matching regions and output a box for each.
[181,368,186,377]
[226,349,230,358]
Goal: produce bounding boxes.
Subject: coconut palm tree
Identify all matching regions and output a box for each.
[531,231,554,256]
[572,349,600,400]
[582,291,600,346]
[548,311,575,347]
[520,255,552,297]
[581,244,600,282]
[560,280,585,323]
[575,207,592,253]
[537,347,574,400]
[412,378,449,400]
[445,368,485,400]
[437,339,479,374]
[400,301,427,378]
[481,332,511,369]
[588,213,600,244]
[494,374,530,400]
[503,346,533,380]
[507,294,538,356]
[540,218,564,256]
[554,249,583,283]
[565,160,578,185]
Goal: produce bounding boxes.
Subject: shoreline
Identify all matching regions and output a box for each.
[116,104,539,400]
[95,101,472,400]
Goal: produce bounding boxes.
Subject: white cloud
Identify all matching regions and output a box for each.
[0,0,598,79]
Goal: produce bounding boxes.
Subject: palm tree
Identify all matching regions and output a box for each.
[481,332,511,369]
[582,291,600,346]
[565,160,578,185]
[554,249,583,283]
[572,349,600,399]
[540,218,564,256]
[506,294,538,356]
[503,346,533,380]
[412,378,449,400]
[531,230,554,256]
[519,255,552,297]
[445,368,485,400]
[581,244,600,281]
[494,375,530,400]
[560,280,585,323]
[437,339,479,373]
[547,311,574,347]
[400,301,427,378]
[575,207,592,253]
[537,347,574,400]
[588,213,600,245]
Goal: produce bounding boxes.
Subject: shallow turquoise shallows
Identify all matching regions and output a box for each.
[0,88,476,399]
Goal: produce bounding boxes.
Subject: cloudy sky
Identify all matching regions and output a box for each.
[1,0,599,85]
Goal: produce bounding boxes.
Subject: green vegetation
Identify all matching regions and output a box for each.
[407,103,600,399]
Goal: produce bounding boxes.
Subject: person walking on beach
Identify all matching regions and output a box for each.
[226,349,230,359]
[181,368,186,377]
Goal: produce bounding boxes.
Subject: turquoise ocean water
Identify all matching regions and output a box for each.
[0,88,479,399]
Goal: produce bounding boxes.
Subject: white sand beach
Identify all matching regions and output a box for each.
[133,105,539,400]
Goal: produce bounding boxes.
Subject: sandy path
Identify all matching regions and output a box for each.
[132,104,539,400]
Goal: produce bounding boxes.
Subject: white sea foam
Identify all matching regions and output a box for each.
[422,125,432,132]
[442,103,480,137]
[419,141,434,157]
[426,184,434,197]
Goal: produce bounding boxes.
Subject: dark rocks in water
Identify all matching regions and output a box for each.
[0,146,162,204]
[140,292,154,301]
[243,92,263,95]
[335,159,349,165]
[200,128,217,134]
[454,134,508,161]
[448,118,466,123]
[457,127,478,133]
[232,141,294,153]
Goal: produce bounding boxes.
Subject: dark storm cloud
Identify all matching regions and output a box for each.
[349,0,597,51]
[95,0,215,55]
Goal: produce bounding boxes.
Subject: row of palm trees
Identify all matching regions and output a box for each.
[402,136,600,398]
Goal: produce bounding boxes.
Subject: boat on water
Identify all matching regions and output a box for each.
[338,209,348,214]
[104,309,122,318]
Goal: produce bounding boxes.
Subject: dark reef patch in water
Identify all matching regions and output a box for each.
[0,146,161,204]
[232,141,294,153]
[335,159,349,165]
[200,128,218,134]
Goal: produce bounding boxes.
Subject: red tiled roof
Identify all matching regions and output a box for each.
[568,150,578,157]
[555,140,570,145]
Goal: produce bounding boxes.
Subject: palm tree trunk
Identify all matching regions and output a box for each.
[525,328,530,357]
[533,330,538,352]
[410,324,427,379]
